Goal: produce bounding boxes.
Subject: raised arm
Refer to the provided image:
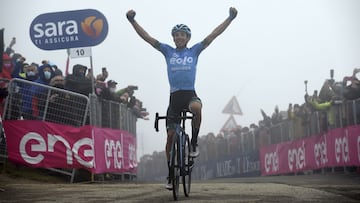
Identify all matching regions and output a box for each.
[202,7,238,49]
[126,10,160,49]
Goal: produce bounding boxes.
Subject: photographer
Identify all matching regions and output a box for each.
[116,85,138,105]
[99,80,118,101]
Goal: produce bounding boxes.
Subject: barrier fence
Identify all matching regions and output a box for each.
[2,78,359,181]
[138,99,360,181]
[0,78,137,182]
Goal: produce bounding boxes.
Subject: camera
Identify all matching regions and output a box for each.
[128,85,138,90]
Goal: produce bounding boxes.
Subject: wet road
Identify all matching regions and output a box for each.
[1,173,360,202]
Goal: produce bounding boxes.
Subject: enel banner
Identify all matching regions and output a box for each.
[4,120,137,174]
[260,125,360,176]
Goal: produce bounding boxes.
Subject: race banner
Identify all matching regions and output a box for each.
[92,127,137,174]
[191,151,260,180]
[3,120,137,174]
[260,125,360,176]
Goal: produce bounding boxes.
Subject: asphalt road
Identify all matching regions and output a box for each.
[1,173,360,203]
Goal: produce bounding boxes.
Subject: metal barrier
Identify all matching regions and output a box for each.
[0,117,6,165]
[3,78,90,126]
[138,99,360,180]
[0,78,138,182]
[96,99,137,135]
[1,78,90,182]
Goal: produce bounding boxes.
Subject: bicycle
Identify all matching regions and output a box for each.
[154,110,195,201]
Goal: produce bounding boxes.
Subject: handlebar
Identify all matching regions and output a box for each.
[154,111,193,132]
[154,112,166,132]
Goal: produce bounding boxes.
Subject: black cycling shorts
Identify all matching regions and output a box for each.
[166,90,201,130]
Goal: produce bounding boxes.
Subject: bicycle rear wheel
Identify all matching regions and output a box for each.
[183,134,192,197]
[170,136,180,201]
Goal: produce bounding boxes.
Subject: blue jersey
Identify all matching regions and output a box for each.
[159,42,205,93]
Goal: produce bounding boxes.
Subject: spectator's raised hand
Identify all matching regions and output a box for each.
[229,7,238,20]
[126,10,136,23]
[9,37,16,47]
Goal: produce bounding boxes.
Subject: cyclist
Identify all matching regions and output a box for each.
[126,7,237,189]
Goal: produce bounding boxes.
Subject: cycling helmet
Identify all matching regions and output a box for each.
[171,24,191,38]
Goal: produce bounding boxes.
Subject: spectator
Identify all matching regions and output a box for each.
[49,75,65,89]
[100,80,119,128]
[343,68,360,100]
[0,53,13,83]
[319,78,344,103]
[31,64,55,119]
[287,103,294,120]
[305,94,337,132]
[35,64,55,85]
[118,90,130,104]
[271,105,283,125]
[116,85,139,109]
[100,80,118,101]
[260,109,272,128]
[289,103,307,139]
[4,37,16,56]
[65,64,93,96]
[215,133,227,158]
[11,56,27,79]
[46,75,74,125]
[96,67,109,82]
[131,98,149,120]
[20,63,39,120]
[0,79,8,116]
[51,65,63,76]
[116,85,138,98]
[0,54,12,115]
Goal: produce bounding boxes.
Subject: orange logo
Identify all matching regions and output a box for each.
[81,16,104,38]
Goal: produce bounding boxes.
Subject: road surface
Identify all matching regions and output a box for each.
[1,173,360,202]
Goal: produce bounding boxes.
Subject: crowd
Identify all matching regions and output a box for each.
[0,36,149,123]
[2,34,360,178]
[139,67,360,180]
[139,71,360,179]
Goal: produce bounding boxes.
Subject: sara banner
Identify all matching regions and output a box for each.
[260,125,360,176]
[29,9,108,50]
[3,120,137,174]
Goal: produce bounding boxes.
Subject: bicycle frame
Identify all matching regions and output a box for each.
[173,124,187,175]
[154,110,194,200]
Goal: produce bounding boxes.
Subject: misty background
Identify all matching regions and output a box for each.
[1,0,360,158]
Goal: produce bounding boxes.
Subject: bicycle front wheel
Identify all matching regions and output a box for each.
[183,134,192,197]
[170,136,180,201]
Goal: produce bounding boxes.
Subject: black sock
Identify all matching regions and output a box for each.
[167,162,171,183]
[191,128,199,146]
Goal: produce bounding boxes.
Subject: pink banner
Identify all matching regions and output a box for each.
[260,125,360,176]
[3,120,137,174]
[92,127,137,174]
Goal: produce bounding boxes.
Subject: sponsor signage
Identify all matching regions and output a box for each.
[260,126,360,176]
[29,9,109,50]
[4,120,137,174]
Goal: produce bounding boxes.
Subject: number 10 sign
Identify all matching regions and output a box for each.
[69,47,92,58]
